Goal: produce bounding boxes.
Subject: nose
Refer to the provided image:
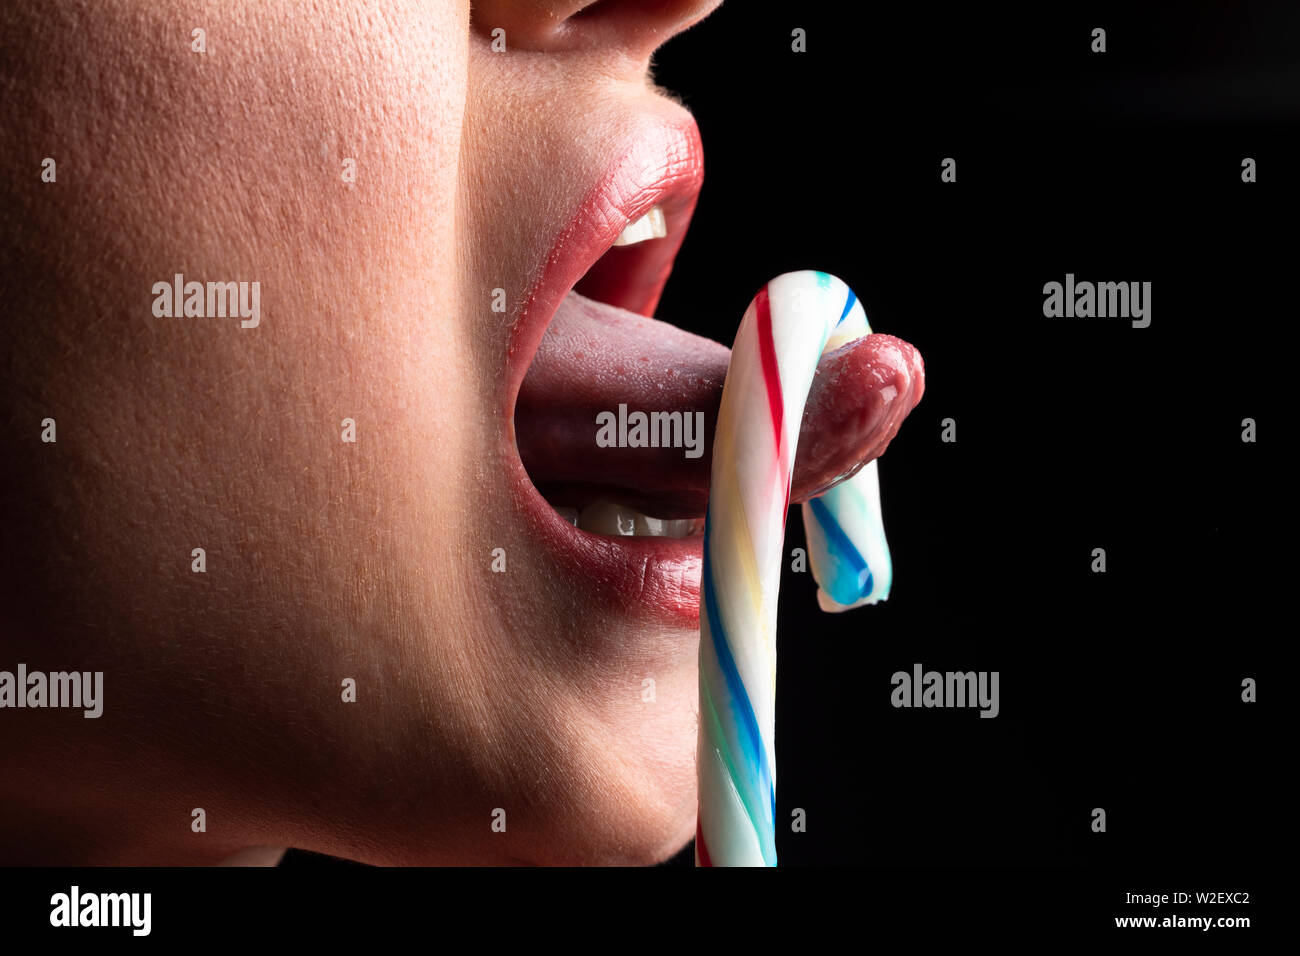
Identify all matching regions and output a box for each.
[470,0,724,65]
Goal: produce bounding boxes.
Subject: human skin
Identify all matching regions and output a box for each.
[0,0,921,865]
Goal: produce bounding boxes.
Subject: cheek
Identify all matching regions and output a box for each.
[22,3,473,553]
[2,2,478,774]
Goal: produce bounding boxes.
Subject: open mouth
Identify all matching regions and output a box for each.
[516,193,716,536]
[503,119,925,622]
[504,119,710,556]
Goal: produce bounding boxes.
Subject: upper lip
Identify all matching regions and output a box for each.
[502,118,705,420]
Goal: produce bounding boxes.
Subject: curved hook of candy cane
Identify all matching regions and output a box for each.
[697,271,893,867]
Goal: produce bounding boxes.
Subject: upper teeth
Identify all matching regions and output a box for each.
[612,206,667,247]
[553,500,698,538]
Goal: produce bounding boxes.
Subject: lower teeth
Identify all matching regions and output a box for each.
[552,500,699,538]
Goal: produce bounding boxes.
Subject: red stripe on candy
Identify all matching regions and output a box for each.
[696,819,714,867]
[754,286,788,485]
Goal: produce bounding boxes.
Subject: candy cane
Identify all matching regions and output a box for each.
[696,270,892,867]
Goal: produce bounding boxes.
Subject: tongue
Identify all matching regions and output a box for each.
[516,291,925,519]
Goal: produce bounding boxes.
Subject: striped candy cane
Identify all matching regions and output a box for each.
[696,270,892,867]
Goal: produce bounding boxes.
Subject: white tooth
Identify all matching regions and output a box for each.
[578,501,636,536]
[634,514,666,536]
[612,206,667,247]
[660,519,695,539]
[553,506,580,526]
[577,501,703,538]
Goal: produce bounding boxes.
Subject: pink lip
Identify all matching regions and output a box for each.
[502,118,707,627]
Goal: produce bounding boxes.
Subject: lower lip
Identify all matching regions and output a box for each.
[507,459,703,627]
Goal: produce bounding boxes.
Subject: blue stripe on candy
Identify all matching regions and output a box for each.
[807,496,874,602]
[701,510,777,859]
[837,288,857,327]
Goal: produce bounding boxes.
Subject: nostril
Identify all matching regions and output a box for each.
[570,0,717,23]
[569,0,622,20]
[468,2,583,51]
[471,0,723,57]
